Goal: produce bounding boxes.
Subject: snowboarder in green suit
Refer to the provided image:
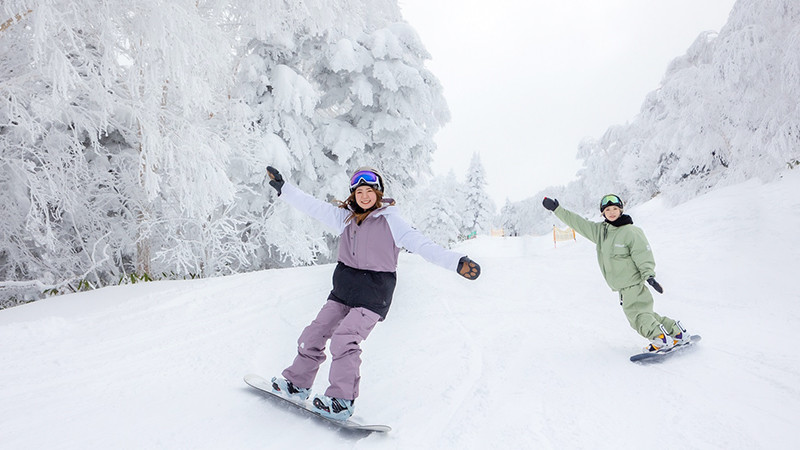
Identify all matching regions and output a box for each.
[542,194,690,352]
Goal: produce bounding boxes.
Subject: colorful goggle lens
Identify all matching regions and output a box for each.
[601,195,622,207]
[349,170,381,190]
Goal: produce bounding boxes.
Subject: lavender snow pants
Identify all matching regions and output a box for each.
[282,300,381,400]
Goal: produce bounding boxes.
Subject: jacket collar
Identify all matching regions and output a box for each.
[605,214,633,227]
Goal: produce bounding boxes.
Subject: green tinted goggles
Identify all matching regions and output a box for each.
[601,195,622,207]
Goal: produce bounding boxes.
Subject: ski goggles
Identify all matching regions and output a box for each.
[349,170,382,192]
[600,194,623,210]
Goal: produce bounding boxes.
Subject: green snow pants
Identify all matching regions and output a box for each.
[618,282,679,340]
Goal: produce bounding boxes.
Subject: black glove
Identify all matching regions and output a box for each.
[647,277,663,294]
[266,166,284,196]
[542,197,559,211]
[457,256,480,280]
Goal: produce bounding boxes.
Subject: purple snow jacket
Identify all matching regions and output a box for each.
[279,182,464,319]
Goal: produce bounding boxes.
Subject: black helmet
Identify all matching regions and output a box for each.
[600,194,623,212]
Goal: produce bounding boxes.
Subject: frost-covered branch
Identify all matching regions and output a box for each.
[1,1,449,307]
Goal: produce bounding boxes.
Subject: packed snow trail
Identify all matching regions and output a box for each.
[1,172,799,449]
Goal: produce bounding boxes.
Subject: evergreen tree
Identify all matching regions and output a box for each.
[462,153,495,235]
[409,171,462,247]
[500,200,519,237]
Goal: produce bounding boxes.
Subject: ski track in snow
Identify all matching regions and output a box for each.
[1,172,800,449]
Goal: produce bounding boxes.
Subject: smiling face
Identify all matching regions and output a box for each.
[602,205,622,222]
[354,185,378,209]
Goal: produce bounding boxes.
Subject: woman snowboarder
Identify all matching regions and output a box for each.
[542,194,690,352]
[266,165,480,420]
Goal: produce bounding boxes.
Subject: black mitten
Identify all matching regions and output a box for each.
[266,166,284,196]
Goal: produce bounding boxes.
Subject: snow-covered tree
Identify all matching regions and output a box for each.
[0,0,237,301]
[408,171,462,247]
[315,23,450,202]
[572,0,800,211]
[462,153,495,235]
[500,183,578,237]
[500,200,521,237]
[0,0,450,307]
[231,10,449,266]
[514,0,800,229]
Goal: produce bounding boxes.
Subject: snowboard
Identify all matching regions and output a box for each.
[243,374,391,433]
[630,334,702,363]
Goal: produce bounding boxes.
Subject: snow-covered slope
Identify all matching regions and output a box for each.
[2,171,799,449]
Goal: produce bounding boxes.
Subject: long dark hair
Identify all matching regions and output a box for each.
[337,188,393,224]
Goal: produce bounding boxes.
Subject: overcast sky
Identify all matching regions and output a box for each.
[398,0,738,205]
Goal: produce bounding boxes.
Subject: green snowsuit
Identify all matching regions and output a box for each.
[553,205,679,340]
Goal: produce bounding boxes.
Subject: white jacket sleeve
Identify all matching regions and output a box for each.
[279,182,350,234]
[382,208,465,272]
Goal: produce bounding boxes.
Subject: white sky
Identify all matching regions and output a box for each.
[398,0,738,205]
